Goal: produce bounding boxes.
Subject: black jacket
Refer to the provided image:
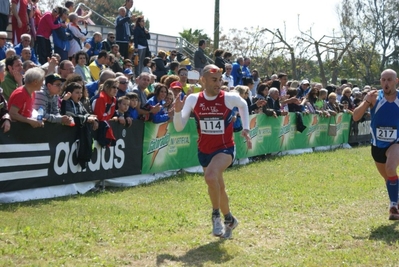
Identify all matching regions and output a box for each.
[264,96,283,116]
[215,56,226,72]
[133,26,150,49]
[153,56,167,81]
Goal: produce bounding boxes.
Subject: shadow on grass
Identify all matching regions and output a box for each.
[368,222,399,245]
[156,239,233,267]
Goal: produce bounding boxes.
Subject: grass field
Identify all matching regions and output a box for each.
[1,145,399,266]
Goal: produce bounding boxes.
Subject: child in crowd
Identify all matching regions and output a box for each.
[314,88,330,117]
[61,82,98,169]
[126,92,139,120]
[142,57,152,74]
[60,82,98,130]
[92,78,118,147]
[113,95,132,126]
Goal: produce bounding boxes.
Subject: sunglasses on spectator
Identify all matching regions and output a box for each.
[119,81,128,84]
[109,36,115,39]
[226,68,232,70]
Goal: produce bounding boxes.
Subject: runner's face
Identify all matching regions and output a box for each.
[380,71,398,94]
[202,70,223,96]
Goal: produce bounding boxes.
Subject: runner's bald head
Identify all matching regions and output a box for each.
[381,69,397,79]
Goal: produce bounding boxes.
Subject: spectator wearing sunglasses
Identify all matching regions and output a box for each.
[101,32,116,52]
[0,31,13,61]
[116,75,129,98]
[166,50,177,63]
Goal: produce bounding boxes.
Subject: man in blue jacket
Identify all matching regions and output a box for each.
[115,6,135,60]
[231,57,244,86]
[52,7,69,61]
[84,32,103,58]
[14,34,39,65]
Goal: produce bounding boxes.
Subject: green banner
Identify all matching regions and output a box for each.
[235,113,351,158]
[142,121,199,174]
[142,113,352,174]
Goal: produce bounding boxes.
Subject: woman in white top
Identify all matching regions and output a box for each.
[67,13,88,59]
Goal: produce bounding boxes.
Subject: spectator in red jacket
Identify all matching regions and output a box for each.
[91,78,119,146]
[36,7,66,65]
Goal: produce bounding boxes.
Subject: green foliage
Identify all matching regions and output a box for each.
[179,28,213,59]
[179,28,210,45]
[2,146,399,266]
[339,0,399,78]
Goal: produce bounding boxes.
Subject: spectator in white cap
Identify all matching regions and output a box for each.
[296,79,310,99]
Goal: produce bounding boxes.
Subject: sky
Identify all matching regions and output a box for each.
[134,0,343,41]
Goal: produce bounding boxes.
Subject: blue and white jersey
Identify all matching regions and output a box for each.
[370,90,399,148]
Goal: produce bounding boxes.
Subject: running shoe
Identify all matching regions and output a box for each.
[221,217,239,239]
[212,215,224,236]
[389,206,399,220]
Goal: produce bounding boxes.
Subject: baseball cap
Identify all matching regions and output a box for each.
[123,68,133,75]
[170,81,183,89]
[45,73,66,84]
[301,79,310,85]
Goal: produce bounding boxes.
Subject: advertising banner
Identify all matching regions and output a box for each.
[0,121,143,193]
[0,113,352,193]
[141,120,199,174]
[235,113,351,158]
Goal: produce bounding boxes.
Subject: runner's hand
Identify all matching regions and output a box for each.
[241,129,252,150]
[174,93,186,113]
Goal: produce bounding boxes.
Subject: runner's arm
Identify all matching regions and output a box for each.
[173,94,197,132]
[225,93,250,130]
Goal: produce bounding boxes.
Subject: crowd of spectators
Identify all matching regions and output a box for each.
[0,0,374,160]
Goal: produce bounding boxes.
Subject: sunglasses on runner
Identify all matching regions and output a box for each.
[206,68,223,74]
